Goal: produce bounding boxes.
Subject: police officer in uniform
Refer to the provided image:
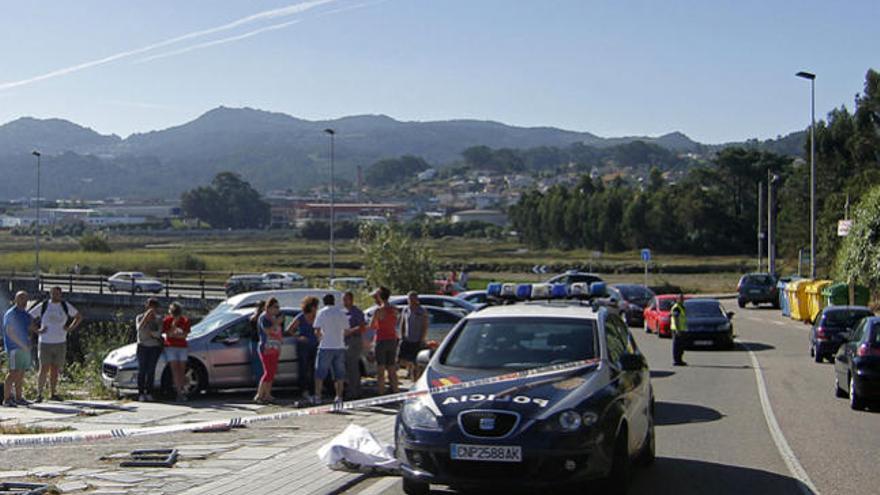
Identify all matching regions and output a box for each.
[671,294,687,366]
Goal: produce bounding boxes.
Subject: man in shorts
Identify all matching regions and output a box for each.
[313,294,349,404]
[30,286,82,402]
[3,291,38,407]
[399,291,429,380]
[342,292,367,399]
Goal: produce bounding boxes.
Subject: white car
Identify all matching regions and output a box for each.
[107,272,164,294]
[456,290,488,309]
[207,288,343,318]
[262,272,306,289]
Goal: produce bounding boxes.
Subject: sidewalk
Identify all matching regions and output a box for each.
[0,395,400,494]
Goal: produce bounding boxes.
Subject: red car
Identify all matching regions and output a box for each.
[643,294,683,338]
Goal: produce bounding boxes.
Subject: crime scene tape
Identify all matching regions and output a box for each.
[0,357,600,449]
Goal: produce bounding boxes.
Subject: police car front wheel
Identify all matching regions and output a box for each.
[402,478,429,495]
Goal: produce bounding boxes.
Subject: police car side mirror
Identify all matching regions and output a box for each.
[619,353,643,372]
[416,349,432,367]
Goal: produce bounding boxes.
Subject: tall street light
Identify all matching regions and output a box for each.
[324,128,336,280]
[796,70,816,278]
[32,150,42,281]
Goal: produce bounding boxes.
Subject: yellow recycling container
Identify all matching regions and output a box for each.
[785,281,801,320]
[805,280,832,324]
[790,279,813,322]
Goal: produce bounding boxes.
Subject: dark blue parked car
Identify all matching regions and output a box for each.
[810,306,873,363]
[834,316,880,410]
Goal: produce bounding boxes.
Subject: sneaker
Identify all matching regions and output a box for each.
[2,399,16,408]
[49,395,63,402]
[138,394,147,402]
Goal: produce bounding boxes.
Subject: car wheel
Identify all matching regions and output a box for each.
[850,375,865,410]
[602,429,631,495]
[402,478,429,495]
[835,376,847,398]
[737,298,745,309]
[161,361,208,398]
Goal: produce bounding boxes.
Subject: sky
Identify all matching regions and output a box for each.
[0,0,877,143]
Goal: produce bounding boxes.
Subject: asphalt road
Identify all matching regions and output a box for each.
[343,306,879,495]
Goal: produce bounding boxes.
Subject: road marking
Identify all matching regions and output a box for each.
[772,321,786,326]
[744,343,820,495]
[353,476,399,495]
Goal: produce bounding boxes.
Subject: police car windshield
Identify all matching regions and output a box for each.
[440,317,597,370]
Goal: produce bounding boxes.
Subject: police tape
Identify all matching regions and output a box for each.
[0,357,599,449]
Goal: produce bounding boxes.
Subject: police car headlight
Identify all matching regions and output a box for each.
[581,411,599,427]
[558,410,582,431]
[401,400,441,431]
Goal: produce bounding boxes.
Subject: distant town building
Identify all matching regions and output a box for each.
[295,203,405,227]
[450,209,508,226]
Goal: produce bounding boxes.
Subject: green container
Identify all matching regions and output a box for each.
[822,282,871,306]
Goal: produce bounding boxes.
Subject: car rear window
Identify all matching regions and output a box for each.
[617,286,653,302]
[440,317,596,370]
[684,301,724,318]
[744,275,774,285]
[823,310,873,328]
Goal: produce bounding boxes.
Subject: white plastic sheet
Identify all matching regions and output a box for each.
[317,424,401,475]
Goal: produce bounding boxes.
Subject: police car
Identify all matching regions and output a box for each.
[395,282,654,494]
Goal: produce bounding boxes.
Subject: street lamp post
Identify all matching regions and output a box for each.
[768,171,779,275]
[796,71,816,278]
[32,150,42,281]
[324,128,336,280]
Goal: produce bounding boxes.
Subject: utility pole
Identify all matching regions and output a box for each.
[323,128,336,280]
[768,171,778,275]
[757,182,763,272]
[32,150,42,281]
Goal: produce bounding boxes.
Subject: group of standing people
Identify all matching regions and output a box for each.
[134,298,191,402]
[2,287,82,407]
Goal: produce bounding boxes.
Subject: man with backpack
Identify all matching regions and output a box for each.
[29,286,82,402]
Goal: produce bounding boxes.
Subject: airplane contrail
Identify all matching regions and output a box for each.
[137,0,387,64]
[137,20,302,63]
[0,0,338,91]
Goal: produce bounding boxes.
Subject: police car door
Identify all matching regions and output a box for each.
[605,315,649,453]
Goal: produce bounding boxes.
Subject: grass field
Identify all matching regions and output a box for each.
[0,231,797,293]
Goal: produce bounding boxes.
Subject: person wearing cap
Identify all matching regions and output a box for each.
[370,286,399,395]
[3,291,38,407]
[135,298,163,402]
[399,291,429,380]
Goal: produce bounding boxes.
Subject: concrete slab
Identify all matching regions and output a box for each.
[30,465,73,477]
[90,472,149,484]
[0,470,29,478]
[217,446,288,460]
[57,480,90,493]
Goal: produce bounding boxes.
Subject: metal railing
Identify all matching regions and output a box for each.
[0,271,226,301]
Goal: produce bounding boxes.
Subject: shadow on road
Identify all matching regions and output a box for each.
[734,341,775,352]
[655,401,723,426]
[650,370,676,379]
[630,457,809,494]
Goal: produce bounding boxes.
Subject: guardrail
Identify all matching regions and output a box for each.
[0,271,226,301]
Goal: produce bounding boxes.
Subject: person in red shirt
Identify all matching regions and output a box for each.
[162,302,191,402]
[369,287,399,395]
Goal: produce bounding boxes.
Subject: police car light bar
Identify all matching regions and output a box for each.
[485,281,606,301]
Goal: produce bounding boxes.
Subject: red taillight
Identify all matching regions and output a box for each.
[856,344,880,357]
[815,327,828,339]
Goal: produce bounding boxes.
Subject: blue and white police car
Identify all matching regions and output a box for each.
[395,282,655,494]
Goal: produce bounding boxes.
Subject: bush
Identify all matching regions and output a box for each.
[79,233,112,252]
[835,185,880,295]
[169,250,207,271]
[358,223,436,293]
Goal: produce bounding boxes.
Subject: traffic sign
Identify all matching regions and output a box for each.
[837,220,852,237]
[640,249,651,263]
[531,265,547,274]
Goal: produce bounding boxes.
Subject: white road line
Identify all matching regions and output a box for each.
[354,476,399,495]
[744,343,820,495]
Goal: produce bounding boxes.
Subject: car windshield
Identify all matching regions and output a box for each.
[658,299,676,311]
[189,311,245,339]
[744,275,774,285]
[617,286,652,302]
[823,310,872,327]
[440,317,597,370]
[685,301,724,318]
